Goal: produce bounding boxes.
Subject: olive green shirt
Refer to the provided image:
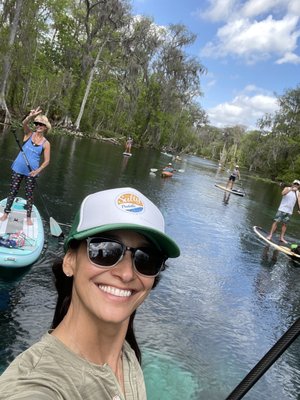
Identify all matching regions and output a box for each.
[0,333,146,400]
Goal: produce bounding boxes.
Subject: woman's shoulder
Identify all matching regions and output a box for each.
[0,334,65,398]
[42,138,50,148]
[1,333,79,375]
[0,333,93,398]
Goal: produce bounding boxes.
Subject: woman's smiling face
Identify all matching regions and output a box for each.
[63,230,156,326]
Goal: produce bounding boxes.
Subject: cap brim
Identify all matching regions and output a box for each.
[66,223,180,258]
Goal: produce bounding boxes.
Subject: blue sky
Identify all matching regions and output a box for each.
[131,0,300,130]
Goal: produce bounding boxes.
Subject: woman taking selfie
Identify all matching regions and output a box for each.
[0,187,180,400]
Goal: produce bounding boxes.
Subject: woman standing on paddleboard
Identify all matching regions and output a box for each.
[0,107,51,226]
[124,136,133,154]
[226,165,240,190]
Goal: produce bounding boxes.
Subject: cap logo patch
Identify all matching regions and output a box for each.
[116,193,144,213]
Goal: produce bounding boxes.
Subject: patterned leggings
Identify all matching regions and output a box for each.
[4,171,36,218]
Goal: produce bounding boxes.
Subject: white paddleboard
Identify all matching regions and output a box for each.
[253,225,300,260]
[214,184,245,197]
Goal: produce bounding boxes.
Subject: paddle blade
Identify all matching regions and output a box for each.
[50,217,63,237]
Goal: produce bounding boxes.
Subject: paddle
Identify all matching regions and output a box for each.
[225,317,300,399]
[12,129,63,237]
[56,222,71,227]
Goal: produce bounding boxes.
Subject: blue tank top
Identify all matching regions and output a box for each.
[12,134,46,176]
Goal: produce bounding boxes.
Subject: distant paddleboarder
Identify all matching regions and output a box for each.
[124,136,133,154]
[226,165,240,190]
[162,163,175,173]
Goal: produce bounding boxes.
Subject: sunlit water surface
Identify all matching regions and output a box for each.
[1,132,300,399]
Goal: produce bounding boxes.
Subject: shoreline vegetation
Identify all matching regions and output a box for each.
[0,120,292,186]
[0,2,299,183]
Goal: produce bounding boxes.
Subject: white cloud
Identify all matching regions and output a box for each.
[199,0,237,22]
[202,71,217,89]
[276,52,300,64]
[206,79,217,88]
[240,0,285,19]
[206,89,279,129]
[288,0,300,15]
[244,84,259,92]
[198,0,298,22]
[198,0,300,64]
[200,15,300,63]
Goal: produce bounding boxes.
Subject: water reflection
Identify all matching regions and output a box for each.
[0,134,300,399]
[260,245,279,267]
[223,192,231,205]
[121,154,130,173]
[0,267,32,372]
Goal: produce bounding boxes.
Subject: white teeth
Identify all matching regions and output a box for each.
[98,285,132,297]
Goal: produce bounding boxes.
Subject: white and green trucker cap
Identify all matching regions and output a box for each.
[64,187,180,258]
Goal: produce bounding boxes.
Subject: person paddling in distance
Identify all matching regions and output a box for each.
[163,162,175,172]
[226,165,240,190]
[124,136,133,154]
[267,180,300,243]
[0,107,51,226]
[0,187,180,400]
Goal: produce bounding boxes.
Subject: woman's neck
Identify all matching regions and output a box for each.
[51,310,129,367]
[33,131,43,138]
[52,314,128,393]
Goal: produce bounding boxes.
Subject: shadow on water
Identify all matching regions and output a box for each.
[0,266,30,284]
[0,266,32,373]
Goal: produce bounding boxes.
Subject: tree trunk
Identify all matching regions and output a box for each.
[0,0,23,124]
[219,143,227,165]
[74,39,108,130]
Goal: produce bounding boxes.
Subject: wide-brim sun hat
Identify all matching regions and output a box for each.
[64,187,180,258]
[34,115,52,131]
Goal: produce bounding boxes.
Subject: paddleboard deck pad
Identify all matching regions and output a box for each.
[214,184,245,196]
[253,226,300,261]
[0,197,44,268]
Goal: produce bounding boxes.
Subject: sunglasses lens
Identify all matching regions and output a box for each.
[134,248,163,276]
[87,238,165,277]
[88,239,123,267]
[34,122,45,127]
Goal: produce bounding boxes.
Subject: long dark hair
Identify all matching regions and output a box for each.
[51,240,162,364]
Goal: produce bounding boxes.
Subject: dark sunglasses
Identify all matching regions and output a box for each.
[34,121,46,127]
[86,237,166,277]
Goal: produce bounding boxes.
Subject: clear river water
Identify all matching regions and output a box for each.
[0,130,300,399]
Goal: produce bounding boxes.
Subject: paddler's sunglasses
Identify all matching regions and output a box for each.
[34,122,46,127]
[86,237,166,277]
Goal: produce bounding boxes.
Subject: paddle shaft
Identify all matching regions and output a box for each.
[225,317,300,400]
